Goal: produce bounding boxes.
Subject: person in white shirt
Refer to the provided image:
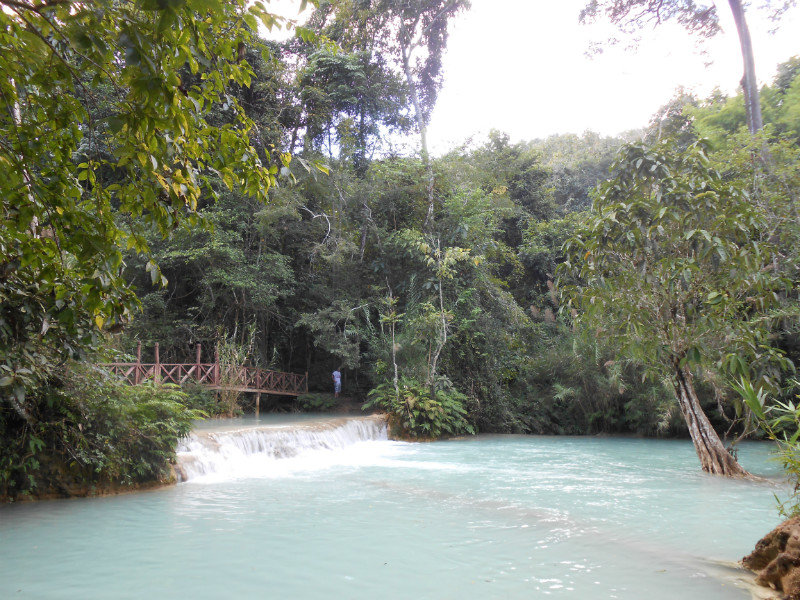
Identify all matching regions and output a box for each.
[332,369,341,397]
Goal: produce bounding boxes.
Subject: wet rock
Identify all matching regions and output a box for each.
[744,517,800,598]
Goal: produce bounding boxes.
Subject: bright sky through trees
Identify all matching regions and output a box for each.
[266,0,799,154]
[427,0,800,153]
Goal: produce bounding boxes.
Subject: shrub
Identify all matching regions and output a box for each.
[0,363,200,500]
[364,377,475,439]
[182,384,226,417]
[735,378,800,516]
[214,326,257,417]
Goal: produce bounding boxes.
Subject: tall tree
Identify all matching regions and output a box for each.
[562,139,781,476]
[580,0,797,134]
[297,48,409,172]
[311,0,469,229]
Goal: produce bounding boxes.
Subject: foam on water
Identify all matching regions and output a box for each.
[176,414,390,482]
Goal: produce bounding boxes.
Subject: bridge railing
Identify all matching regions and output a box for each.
[101,343,308,396]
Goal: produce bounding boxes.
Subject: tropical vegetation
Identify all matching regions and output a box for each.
[2,0,800,501]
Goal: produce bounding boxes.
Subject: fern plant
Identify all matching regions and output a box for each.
[364,377,475,439]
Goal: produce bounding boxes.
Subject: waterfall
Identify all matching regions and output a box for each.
[175,414,389,482]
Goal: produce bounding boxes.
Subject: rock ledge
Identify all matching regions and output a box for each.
[744,517,800,599]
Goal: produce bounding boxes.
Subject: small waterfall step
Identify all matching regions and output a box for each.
[176,414,388,482]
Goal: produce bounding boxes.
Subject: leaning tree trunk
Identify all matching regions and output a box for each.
[727,0,763,134]
[673,363,749,477]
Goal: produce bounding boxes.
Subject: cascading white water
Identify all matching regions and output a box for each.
[175,414,388,482]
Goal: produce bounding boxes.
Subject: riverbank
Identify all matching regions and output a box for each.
[2,410,381,503]
[1,393,777,504]
[2,477,176,504]
[0,366,196,503]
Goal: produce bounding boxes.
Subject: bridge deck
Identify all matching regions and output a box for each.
[102,343,307,396]
[103,363,308,396]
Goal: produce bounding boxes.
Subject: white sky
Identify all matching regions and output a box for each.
[267,0,800,155]
[427,0,800,153]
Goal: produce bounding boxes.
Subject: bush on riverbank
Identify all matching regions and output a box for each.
[182,384,230,417]
[364,377,475,439]
[0,364,199,501]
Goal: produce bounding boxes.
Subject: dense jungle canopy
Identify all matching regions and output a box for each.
[2,0,800,497]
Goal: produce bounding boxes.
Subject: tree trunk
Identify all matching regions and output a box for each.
[673,363,749,477]
[386,283,400,398]
[359,198,371,263]
[727,0,763,134]
[8,396,35,426]
[400,42,436,232]
[391,313,399,398]
[427,240,447,388]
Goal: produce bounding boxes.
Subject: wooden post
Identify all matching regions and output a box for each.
[135,341,142,384]
[214,345,220,386]
[154,342,160,384]
[195,343,202,381]
[255,392,261,416]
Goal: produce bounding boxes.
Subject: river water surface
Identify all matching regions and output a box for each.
[0,414,789,599]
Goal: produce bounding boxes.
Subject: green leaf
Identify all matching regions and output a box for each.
[243,13,258,31]
[686,347,701,364]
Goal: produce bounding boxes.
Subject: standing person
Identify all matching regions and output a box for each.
[332,368,342,398]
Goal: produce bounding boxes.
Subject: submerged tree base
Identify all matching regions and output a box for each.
[674,365,750,478]
[743,517,800,598]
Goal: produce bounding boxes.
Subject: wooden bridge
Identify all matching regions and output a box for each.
[103,343,307,410]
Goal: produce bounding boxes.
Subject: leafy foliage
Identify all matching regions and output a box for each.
[5,0,798,496]
[0,364,199,500]
[364,377,474,439]
[521,328,677,435]
[687,56,800,145]
[214,324,259,416]
[580,0,722,39]
[1,0,292,408]
[562,138,782,384]
[312,0,470,124]
[561,136,793,474]
[734,377,800,516]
